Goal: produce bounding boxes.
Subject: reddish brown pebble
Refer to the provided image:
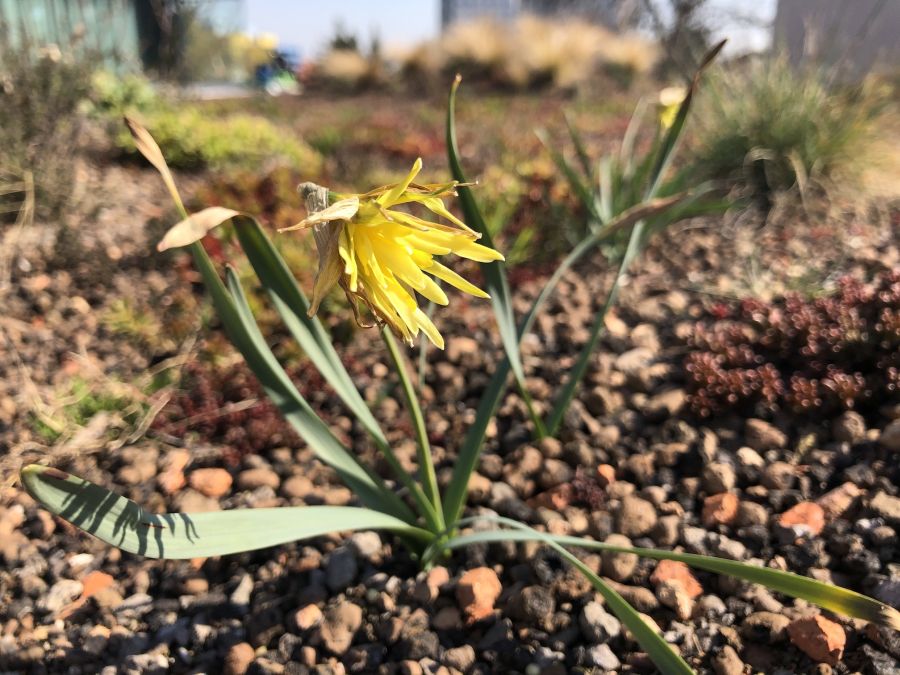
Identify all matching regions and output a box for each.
[650,560,703,599]
[456,567,502,624]
[702,492,739,526]
[189,468,233,498]
[294,604,323,630]
[597,464,616,487]
[223,642,255,675]
[530,484,574,510]
[787,615,846,665]
[778,502,825,536]
[816,483,862,520]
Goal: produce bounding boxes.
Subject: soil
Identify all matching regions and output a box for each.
[1,135,899,675]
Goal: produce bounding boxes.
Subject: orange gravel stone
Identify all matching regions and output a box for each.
[787,615,846,665]
[702,492,739,526]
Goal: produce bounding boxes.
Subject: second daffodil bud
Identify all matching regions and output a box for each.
[280,159,504,350]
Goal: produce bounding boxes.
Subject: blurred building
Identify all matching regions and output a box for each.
[0,0,244,72]
[441,0,639,30]
[774,0,900,76]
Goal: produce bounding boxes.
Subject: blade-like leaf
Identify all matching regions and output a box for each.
[445,77,546,481]
[443,76,550,525]
[545,41,727,436]
[439,522,900,631]
[189,240,415,523]
[431,519,693,674]
[223,258,439,531]
[537,127,601,223]
[232,216,382,439]
[20,465,431,559]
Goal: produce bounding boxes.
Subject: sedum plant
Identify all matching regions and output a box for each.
[21,49,899,674]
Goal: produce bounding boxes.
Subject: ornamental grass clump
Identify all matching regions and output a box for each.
[21,47,900,673]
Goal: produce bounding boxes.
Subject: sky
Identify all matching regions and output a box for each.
[242,0,777,59]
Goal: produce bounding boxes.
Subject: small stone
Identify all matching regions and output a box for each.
[644,388,687,417]
[349,531,382,560]
[467,472,492,502]
[817,482,862,520]
[601,534,638,582]
[711,645,745,675]
[507,585,555,626]
[180,577,208,595]
[237,468,280,491]
[879,419,900,451]
[325,547,358,591]
[615,348,655,376]
[777,502,825,538]
[833,411,867,444]
[650,560,702,599]
[736,446,766,468]
[38,579,83,614]
[280,474,314,499]
[188,468,232,498]
[653,514,681,546]
[656,580,694,620]
[580,601,622,643]
[745,418,787,450]
[432,606,462,631]
[737,500,769,527]
[586,643,621,670]
[763,462,796,491]
[446,336,478,363]
[293,604,323,630]
[224,642,255,675]
[870,491,900,524]
[320,601,363,655]
[702,493,739,527]
[617,496,657,537]
[456,567,502,624]
[442,645,475,672]
[743,611,791,644]
[702,463,736,494]
[175,489,220,513]
[787,615,846,665]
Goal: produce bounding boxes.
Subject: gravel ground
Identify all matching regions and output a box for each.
[1,165,899,675]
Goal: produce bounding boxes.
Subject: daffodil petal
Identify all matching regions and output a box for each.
[425,260,490,299]
[414,308,444,349]
[376,158,422,206]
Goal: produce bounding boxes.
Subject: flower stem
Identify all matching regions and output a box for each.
[382,327,445,531]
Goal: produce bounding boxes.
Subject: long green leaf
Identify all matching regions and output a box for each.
[223,260,439,531]
[537,127,602,224]
[231,217,384,439]
[446,78,544,438]
[189,241,415,524]
[20,465,431,559]
[544,41,727,436]
[438,522,900,631]
[431,519,692,674]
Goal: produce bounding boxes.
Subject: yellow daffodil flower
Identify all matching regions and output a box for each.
[658,85,687,130]
[279,158,503,349]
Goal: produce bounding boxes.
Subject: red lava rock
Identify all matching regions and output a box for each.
[456,567,502,624]
[597,464,616,487]
[787,615,846,665]
[293,604,323,630]
[223,642,255,675]
[702,492,739,526]
[816,482,862,520]
[530,484,574,510]
[778,502,825,536]
[189,468,233,498]
[157,449,190,495]
[649,560,703,599]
